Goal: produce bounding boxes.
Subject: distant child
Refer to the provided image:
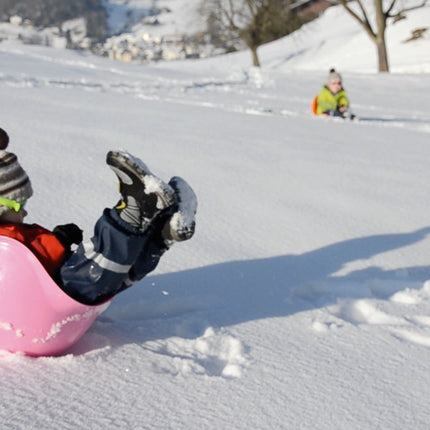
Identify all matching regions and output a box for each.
[0,127,197,305]
[316,68,352,118]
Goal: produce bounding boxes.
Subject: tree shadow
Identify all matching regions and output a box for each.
[71,227,430,353]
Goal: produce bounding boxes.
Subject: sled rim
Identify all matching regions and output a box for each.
[0,236,111,356]
[311,95,318,115]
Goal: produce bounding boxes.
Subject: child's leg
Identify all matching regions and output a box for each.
[106,150,175,231]
[59,151,197,306]
[160,176,197,245]
[59,208,166,305]
[128,176,197,282]
[59,150,174,305]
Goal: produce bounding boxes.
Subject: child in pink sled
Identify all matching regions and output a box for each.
[0,127,197,305]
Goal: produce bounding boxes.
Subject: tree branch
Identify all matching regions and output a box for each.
[388,0,428,17]
[337,0,376,40]
[385,0,398,17]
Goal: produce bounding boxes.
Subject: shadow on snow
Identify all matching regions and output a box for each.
[72,226,430,353]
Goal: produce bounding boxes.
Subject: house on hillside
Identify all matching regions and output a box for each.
[291,0,335,16]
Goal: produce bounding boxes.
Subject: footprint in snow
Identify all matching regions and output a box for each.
[310,280,430,349]
[389,281,430,347]
[146,327,249,378]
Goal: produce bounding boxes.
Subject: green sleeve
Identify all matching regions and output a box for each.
[337,90,349,107]
[316,87,337,114]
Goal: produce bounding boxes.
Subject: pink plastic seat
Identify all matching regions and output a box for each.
[0,236,111,356]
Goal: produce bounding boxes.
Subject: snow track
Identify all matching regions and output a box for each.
[2,60,429,136]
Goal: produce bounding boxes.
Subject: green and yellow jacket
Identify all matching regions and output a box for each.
[316,86,349,115]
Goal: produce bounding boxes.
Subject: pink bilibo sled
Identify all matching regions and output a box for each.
[0,237,111,356]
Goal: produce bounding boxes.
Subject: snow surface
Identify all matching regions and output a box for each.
[1,3,430,429]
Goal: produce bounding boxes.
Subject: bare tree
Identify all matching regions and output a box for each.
[200,0,305,67]
[337,0,428,72]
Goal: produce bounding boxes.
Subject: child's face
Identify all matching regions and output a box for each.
[328,80,342,93]
[0,207,27,224]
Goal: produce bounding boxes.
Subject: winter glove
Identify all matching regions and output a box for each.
[53,223,83,250]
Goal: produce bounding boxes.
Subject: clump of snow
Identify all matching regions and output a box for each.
[146,326,249,378]
[0,322,12,331]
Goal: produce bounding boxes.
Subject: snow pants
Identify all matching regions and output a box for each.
[323,109,344,117]
[60,208,166,305]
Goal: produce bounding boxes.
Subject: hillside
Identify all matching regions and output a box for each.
[1,0,429,69]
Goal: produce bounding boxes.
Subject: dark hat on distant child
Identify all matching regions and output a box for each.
[327,68,342,84]
[0,128,33,216]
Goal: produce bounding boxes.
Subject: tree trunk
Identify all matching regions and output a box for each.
[250,46,260,67]
[374,0,389,72]
[376,35,389,72]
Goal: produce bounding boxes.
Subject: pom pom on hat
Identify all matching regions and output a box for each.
[0,128,33,216]
[0,128,9,150]
[328,68,342,84]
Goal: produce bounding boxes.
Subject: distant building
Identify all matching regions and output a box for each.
[9,15,22,26]
[291,0,335,16]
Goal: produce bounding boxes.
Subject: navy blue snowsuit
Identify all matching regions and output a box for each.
[60,208,166,305]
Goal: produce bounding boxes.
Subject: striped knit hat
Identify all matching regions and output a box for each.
[0,128,33,216]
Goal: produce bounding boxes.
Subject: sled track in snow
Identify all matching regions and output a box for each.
[2,71,430,134]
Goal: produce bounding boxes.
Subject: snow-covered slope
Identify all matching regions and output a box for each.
[259,2,430,73]
[0,3,430,429]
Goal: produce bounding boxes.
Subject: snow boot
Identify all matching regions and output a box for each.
[161,176,197,245]
[106,150,175,230]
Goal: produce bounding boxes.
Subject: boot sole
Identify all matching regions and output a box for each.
[107,150,175,209]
